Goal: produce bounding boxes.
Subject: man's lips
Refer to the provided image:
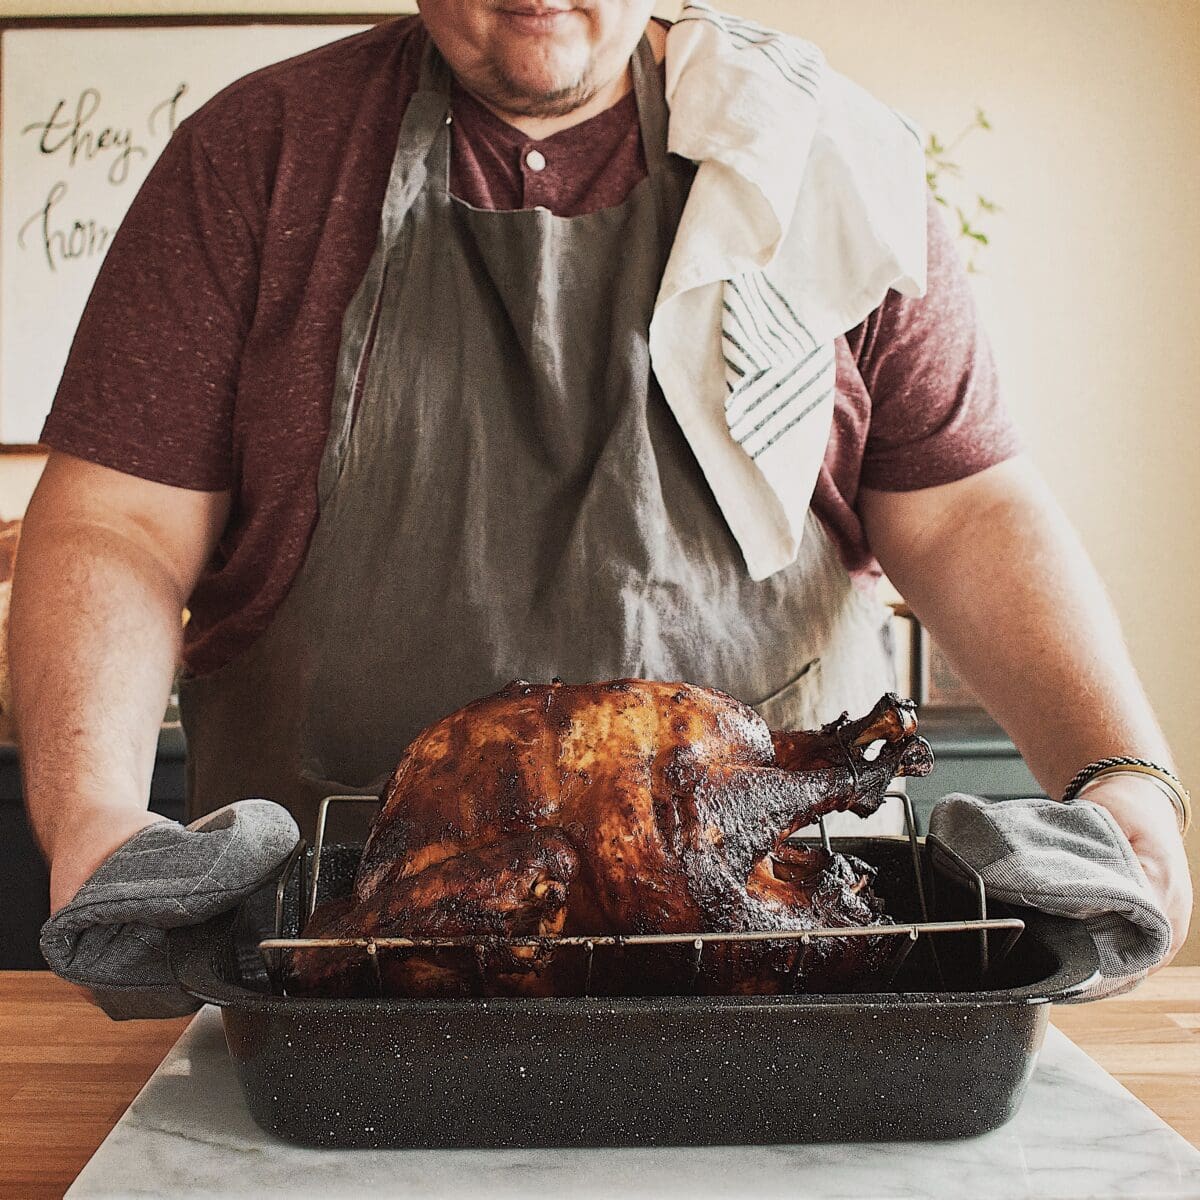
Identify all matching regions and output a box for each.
[496,6,578,31]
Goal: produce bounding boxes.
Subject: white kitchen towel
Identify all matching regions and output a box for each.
[927,794,1173,1002]
[656,4,929,581]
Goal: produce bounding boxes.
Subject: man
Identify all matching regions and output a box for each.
[11,0,1190,977]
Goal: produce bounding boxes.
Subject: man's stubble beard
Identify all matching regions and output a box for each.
[471,59,602,119]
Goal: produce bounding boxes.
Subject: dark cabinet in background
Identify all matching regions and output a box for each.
[906,707,1045,827]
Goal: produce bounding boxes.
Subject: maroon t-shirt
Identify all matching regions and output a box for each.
[42,15,1020,676]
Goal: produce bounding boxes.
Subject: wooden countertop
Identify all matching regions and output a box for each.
[0,973,190,1200]
[1,969,1197,1200]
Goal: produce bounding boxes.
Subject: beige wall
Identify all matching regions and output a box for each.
[3,0,1198,959]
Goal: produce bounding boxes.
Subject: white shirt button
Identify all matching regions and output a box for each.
[525,149,547,172]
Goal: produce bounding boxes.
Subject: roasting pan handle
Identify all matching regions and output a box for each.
[168,911,271,1009]
[1024,913,1103,1003]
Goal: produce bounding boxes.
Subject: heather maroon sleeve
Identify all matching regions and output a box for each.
[40,118,260,491]
[856,189,1022,492]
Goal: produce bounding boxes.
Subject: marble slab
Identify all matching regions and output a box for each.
[67,1007,1200,1200]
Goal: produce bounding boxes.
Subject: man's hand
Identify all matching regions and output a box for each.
[1077,774,1192,966]
[48,802,169,916]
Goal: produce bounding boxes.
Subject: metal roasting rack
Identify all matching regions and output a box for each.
[257,793,1025,998]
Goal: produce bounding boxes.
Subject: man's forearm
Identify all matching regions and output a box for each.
[10,518,184,862]
[862,457,1172,798]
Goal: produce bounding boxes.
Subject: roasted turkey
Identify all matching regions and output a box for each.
[291,679,933,998]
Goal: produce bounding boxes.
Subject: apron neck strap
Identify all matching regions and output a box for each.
[630,32,669,175]
[417,29,454,95]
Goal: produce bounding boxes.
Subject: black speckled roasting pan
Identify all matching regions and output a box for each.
[168,838,1100,1149]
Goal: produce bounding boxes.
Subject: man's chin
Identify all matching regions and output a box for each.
[484,69,596,118]
[495,87,596,118]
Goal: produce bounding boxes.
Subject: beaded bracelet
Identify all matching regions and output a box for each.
[1062,756,1191,835]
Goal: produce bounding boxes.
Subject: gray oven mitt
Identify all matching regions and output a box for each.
[40,799,299,1021]
[927,793,1171,1003]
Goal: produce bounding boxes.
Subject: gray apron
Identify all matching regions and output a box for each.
[180,31,896,839]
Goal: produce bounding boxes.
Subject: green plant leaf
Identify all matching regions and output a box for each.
[926,115,1002,265]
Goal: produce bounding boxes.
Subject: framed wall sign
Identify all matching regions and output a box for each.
[0,15,394,447]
